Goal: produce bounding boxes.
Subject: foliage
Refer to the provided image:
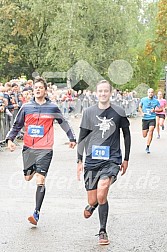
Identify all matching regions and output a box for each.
[0,0,164,92]
[155,0,167,62]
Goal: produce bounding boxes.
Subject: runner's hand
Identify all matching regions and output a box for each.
[77,162,83,181]
[120,160,128,176]
[69,141,77,149]
[7,140,16,152]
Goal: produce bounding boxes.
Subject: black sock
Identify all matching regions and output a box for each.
[35,184,45,212]
[98,201,109,233]
[147,145,149,148]
[93,202,98,209]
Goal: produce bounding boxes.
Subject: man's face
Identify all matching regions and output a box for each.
[147,89,154,99]
[96,83,111,104]
[33,82,46,98]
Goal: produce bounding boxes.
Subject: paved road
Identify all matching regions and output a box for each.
[0,115,167,252]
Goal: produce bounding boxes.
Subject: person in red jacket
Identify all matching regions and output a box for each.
[6,76,76,225]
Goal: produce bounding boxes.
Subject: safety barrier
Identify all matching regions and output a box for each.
[0,97,139,150]
[0,111,17,151]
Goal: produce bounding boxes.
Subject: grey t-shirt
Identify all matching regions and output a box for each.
[79,104,130,169]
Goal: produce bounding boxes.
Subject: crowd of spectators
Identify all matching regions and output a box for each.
[0,79,139,145]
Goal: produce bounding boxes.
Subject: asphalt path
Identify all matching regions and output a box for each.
[0,115,167,252]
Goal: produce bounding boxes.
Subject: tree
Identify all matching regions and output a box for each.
[0,0,61,79]
[0,0,163,91]
[155,0,167,62]
[48,0,143,87]
[131,0,163,90]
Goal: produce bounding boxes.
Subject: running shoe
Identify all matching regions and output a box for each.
[84,205,96,218]
[28,211,39,225]
[157,135,160,139]
[96,231,110,245]
[145,147,150,154]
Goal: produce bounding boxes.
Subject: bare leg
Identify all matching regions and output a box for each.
[142,129,148,138]
[84,189,98,218]
[24,171,36,181]
[147,126,155,146]
[159,118,165,127]
[156,116,160,137]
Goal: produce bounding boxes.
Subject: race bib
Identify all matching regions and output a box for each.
[145,108,151,115]
[92,145,110,160]
[28,125,44,137]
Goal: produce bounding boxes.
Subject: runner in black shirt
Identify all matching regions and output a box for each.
[77,80,131,245]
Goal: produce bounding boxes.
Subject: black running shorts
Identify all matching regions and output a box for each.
[84,161,120,191]
[156,114,165,119]
[142,119,156,130]
[22,146,53,177]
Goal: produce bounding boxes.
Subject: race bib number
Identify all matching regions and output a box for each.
[28,125,44,137]
[92,145,110,160]
[145,108,151,115]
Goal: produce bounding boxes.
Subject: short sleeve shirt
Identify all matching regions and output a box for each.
[156,99,166,115]
[139,97,160,120]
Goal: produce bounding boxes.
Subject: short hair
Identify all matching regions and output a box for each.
[147,88,154,93]
[34,77,47,90]
[26,79,33,84]
[96,80,112,92]
[12,83,18,88]
[5,82,12,88]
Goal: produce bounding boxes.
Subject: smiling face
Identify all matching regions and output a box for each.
[96,81,112,105]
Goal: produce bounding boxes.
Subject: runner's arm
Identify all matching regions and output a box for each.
[138,103,143,115]
[154,106,163,113]
[54,107,76,142]
[122,126,131,161]
[6,106,25,142]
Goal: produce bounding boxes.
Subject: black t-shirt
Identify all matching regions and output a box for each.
[80,104,130,169]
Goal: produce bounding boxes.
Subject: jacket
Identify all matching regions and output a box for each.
[6,97,76,149]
